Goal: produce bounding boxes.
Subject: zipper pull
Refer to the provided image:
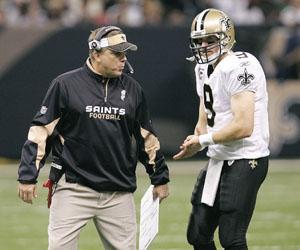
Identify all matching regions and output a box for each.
[104,79,109,103]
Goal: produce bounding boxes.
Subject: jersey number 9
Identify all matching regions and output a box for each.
[203,84,215,127]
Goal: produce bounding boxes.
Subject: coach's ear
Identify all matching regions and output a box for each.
[93,50,102,62]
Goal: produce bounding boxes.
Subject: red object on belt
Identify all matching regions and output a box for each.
[43,179,54,208]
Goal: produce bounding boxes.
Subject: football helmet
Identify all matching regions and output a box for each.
[190,9,235,65]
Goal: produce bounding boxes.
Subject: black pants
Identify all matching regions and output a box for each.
[187,157,269,250]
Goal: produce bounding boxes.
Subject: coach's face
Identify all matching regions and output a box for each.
[96,49,126,78]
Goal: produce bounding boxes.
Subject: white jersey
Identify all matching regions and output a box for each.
[195,51,270,160]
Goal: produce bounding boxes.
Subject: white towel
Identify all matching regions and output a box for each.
[201,159,224,206]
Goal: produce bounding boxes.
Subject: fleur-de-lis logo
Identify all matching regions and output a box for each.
[121,90,126,101]
[40,106,48,114]
[237,68,255,86]
[198,67,205,80]
[249,159,258,169]
[220,17,231,30]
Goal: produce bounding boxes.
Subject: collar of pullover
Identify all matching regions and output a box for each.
[85,58,107,82]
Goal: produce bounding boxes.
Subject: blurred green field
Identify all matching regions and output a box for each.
[1,159,300,250]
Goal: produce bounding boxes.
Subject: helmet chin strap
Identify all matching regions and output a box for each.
[202,46,222,65]
[206,53,220,65]
[205,43,231,65]
[190,41,229,65]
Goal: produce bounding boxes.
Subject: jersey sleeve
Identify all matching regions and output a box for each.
[224,55,259,96]
[133,90,169,186]
[18,79,67,184]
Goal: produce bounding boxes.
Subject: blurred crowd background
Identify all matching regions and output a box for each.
[0,0,299,28]
[0,0,299,159]
[0,0,299,79]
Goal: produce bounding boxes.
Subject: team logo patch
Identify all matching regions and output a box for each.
[40,106,48,114]
[237,68,254,86]
[220,16,231,31]
[249,159,258,169]
[197,67,205,80]
[121,90,126,101]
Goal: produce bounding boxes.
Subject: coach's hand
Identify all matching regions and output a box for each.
[153,184,169,203]
[18,183,37,204]
[173,135,202,160]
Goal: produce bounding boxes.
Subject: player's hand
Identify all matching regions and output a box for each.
[173,135,202,160]
[18,183,37,204]
[153,184,169,203]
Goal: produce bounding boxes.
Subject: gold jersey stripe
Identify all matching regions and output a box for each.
[140,127,160,166]
[28,118,60,170]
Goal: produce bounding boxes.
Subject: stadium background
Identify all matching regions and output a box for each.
[0,25,299,159]
[0,0,299,249]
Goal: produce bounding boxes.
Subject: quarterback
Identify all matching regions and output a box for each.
[174,9,269,250]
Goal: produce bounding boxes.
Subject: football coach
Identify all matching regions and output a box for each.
[18,25,169,250]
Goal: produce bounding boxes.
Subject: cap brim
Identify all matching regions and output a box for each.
[108,42,138,52]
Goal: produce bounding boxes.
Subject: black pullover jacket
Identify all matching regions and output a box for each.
[18,60,169,192]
